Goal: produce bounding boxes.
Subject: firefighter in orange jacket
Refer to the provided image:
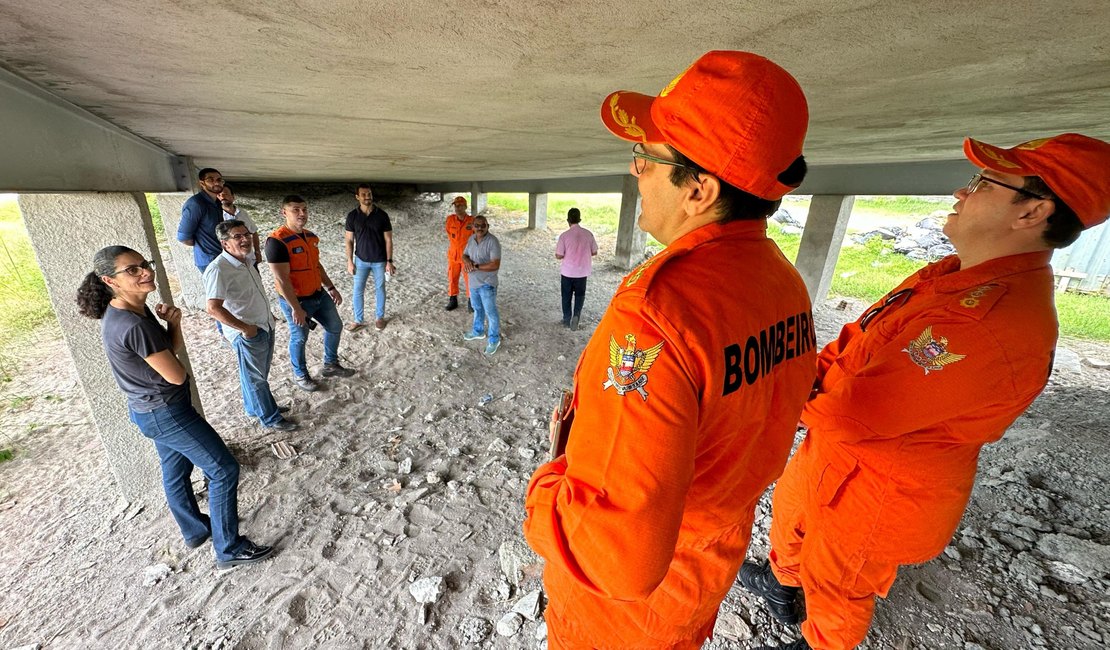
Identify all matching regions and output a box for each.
[444,196,475,311]
[523,51,818,649]
[741,134,1110,650]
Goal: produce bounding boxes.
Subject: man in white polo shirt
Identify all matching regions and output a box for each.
[204,220,296,431]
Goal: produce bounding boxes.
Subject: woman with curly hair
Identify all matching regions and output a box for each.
[77,245,273,570]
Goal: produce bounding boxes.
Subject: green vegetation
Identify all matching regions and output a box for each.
[492,192,1110,340]
[0,448,14,464]
[146,194,166,244]
[0,196,56,380]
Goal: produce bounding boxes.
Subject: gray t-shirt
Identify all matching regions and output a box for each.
[102,305,190,412]
[464,233,501,288]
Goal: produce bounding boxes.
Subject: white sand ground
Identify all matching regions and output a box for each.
[0,191,1107,649]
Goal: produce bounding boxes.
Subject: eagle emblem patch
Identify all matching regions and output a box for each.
[902,326,966,374]
[603,333,664,400]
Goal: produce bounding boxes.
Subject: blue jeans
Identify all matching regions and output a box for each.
[129,400,244,561]
[232,327,281,426]
[352,259,386,322]
[560,275,588,323]
[278,291,343,379]
[469,284,500,344]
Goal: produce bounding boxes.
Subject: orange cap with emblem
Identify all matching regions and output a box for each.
[452,196,468,206]
[600,50,808,200]
[964,134,1110,229]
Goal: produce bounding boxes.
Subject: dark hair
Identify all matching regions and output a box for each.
[668,146,807,222]
[567,208,582,224]
[76,245,137,319]
[356,183,373,193]
[282,194,306,207]
[220,183,233,195]
[216,219,247,240]
[198,167,221,180]
[1017,177,1084,248]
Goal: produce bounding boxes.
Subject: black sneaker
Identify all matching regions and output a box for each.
[294,375,319,392]
[466,300,474,313]
[321,362,355,378]
[263,418,298,432]
[277,405,291,413]
[740,560,804,625]
[445,296,459,311]
[216,539,274,570]
[185,532,210,549]
[753,639,811,650]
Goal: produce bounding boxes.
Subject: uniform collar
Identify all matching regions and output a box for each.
[920,250,1053,293]
[667,219,767,253]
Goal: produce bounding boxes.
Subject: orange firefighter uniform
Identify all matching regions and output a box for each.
[769,251,1057,650]
[525,219,817,649]
[445,211,475,297]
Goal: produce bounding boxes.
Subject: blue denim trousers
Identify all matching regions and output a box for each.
[469,284,500,344]
[352,259,386,322]
[129,400,244,561]
[278,291,343,379]
[560,275,588,323]
[232,327,281,426]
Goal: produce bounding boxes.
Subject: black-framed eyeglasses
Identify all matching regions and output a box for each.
[859,288,913,332]
[109,259,156,277]
[632,143,702,181]
[965,173,1046,200]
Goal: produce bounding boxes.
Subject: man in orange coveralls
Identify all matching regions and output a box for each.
[523,50,819,649]
[444,196,475,311]
[740,133,1110,650]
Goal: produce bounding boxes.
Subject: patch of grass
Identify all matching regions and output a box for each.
[0,196,57,379]
[0,448,14,464]
[1056,292,1110,340]
[487,193,623,235]
[853,195,952,216]
[145,194,168,246]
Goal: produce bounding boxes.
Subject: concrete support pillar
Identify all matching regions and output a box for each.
[795,195,855,306]
[19,192,202,504]
[528,193,549,230]
[614,175,645,269]
[469,182,488,215]
[154,192,207,310]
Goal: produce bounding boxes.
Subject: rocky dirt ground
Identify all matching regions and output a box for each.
[0,190,1107,650]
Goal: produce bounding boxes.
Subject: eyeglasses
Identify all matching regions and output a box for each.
[632,143,702,181]
[109,259,156,277]
[223,233,251,241]
[965,174,1046,200]
[472,223,489,230]
[859,288,912,332]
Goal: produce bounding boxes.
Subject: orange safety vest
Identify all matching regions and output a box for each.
[445,213,475,261]
[524,219,817,648]
[269,224,323,298]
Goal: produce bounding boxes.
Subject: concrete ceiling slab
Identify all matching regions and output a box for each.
[1,1,1108,184]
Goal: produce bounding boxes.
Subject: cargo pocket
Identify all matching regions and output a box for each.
[816,456,858,507]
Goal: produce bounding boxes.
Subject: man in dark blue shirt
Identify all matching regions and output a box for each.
[177,167,226,272]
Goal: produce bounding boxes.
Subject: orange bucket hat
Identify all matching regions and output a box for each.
[600,50,808,200]
[964,134,1110,229]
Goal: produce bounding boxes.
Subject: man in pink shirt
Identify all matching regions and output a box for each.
[554,207,598,330]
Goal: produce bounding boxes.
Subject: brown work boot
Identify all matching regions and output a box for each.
[375,318,386,331]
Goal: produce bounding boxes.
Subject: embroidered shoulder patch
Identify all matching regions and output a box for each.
[603,333,664,401]
[902,326,966,374]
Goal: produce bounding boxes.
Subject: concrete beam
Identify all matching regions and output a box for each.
[614,175,645,270]
[0,67,184,193]
[528,193,549,230]
[795,195,855,305]
[18,192,199,503]
[153,193,208,310]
